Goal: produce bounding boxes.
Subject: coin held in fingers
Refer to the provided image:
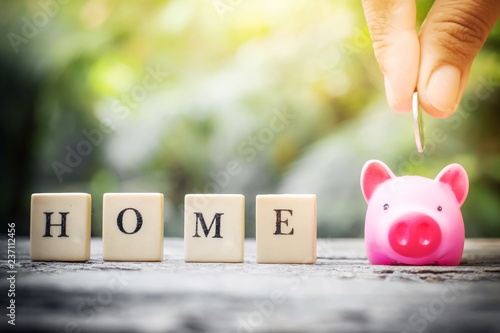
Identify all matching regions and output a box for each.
[413,92,425,153]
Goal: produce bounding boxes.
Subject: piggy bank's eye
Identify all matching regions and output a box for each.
[383,203,389,211]
[437,206,443,212]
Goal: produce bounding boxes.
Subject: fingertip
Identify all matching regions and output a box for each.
[384,76,413,114]
[418,90,457,119]
[417,64,461,118]
[380,31,419,114]
[415,0,500,118]
[422,106,455,119]
[427,64,461,116]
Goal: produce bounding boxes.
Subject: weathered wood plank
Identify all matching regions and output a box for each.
[1,238,499,333]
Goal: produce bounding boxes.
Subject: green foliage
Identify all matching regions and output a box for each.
[1,0,499,237]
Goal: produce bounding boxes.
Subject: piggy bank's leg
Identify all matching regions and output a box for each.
[436,253,462,266]
[367,252,393,265]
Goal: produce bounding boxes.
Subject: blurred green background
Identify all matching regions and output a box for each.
[1,0,499,238]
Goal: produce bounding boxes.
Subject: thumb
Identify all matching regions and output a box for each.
[417,0,500,118]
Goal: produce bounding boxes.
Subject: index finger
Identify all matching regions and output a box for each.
[361,0,419,113]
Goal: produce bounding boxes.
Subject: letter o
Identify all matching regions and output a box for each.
[247,311,264,327]
[77,140,93,156]
[97,290,113,305]
[424,137,435,155]
[33,11,49,26]
[117,208,143,234]
[463,97,479,112]
[258,128,274,144]
[204,182,220,194]
[108,278,123,293]
[409,151,424,166]
[227,0,243,6]
[100,119,115,134]
[441,288,456,303]
[429,299,445,316]
[131,86,147,103]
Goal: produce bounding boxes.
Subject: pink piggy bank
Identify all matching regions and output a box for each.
[360,160,469,266]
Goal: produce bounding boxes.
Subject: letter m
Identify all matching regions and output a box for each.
[193,212,223,238]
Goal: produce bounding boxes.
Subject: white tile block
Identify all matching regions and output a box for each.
[102,193,164,262]
[256,194,317,264]
[30,193,91,262]
[184,194,244,263]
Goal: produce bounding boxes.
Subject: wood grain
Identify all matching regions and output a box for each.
[1,238,499,333]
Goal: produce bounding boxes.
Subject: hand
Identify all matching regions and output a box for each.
[361,0,500,118]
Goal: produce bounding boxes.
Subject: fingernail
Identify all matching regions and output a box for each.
[426,65,461,114]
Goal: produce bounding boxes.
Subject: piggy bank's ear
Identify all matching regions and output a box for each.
[360,160,395,202]
[435,164,469,206]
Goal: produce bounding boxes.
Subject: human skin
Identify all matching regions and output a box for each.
[361,0,500,118]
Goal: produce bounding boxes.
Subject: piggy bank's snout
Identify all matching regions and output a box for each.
[388,214,442,258]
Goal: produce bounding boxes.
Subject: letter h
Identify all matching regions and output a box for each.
[43,212,70,237]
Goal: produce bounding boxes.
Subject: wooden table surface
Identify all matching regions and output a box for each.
[1,238,500,333]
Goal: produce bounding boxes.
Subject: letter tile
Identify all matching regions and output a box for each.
[30,193,91,261]
[184,194,244,263]
[103,193,164,261]
[256,194,317,264]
